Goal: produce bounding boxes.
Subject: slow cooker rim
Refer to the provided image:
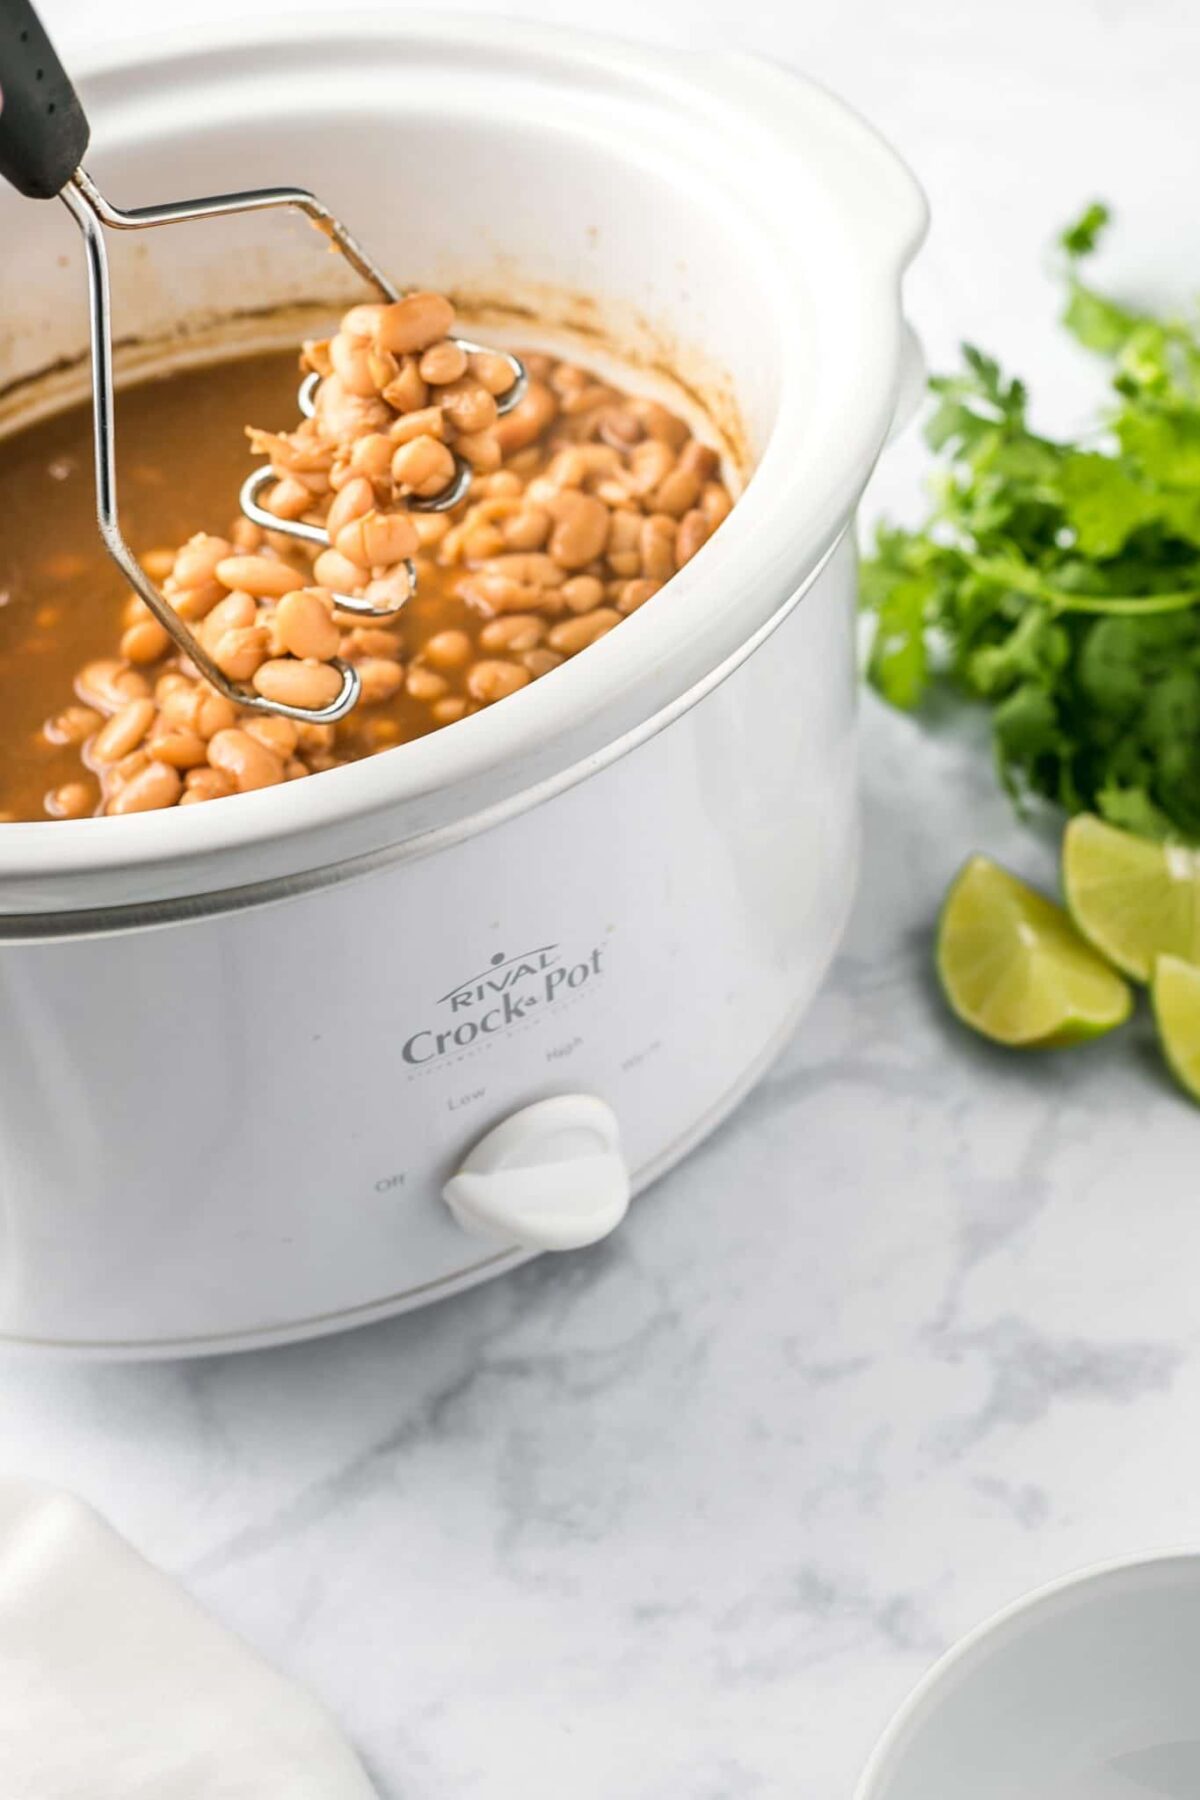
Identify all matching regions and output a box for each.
[0,14,925,906]
[0,524,849,941]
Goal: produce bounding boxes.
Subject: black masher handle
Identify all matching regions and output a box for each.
[0,0,90,200]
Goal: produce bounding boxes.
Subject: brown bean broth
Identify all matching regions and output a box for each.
[0,351,480,820]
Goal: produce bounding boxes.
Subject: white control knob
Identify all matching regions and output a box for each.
[442,1095,630,1252]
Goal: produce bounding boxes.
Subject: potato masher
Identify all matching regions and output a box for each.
[0,0,527,725]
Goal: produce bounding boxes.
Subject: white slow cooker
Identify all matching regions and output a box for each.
[0,16,926,1355]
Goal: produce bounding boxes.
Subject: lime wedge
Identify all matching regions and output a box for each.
[937,855,1133,1047]
[1063,813,1200,982]
[1152,954,1200,1102]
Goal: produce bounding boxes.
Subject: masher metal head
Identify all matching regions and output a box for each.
[0,0,526,726]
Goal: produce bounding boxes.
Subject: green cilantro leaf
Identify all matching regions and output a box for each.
[860,204,1200,843]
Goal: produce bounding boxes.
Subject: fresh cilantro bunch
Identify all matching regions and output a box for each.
[863,204,1200,841]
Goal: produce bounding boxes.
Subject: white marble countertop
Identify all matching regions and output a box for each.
[10,2,1200,1794]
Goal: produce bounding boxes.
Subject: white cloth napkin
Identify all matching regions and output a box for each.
[0,1479,377,1799]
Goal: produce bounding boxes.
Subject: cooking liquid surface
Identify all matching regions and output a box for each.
[0,352,489,820]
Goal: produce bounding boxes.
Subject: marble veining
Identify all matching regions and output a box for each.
[8,0,1200,1793]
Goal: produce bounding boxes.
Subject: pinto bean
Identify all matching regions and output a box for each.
[466,659,532,703]
[389,405,446,447]
[318,374,393,440]
[547,491,609,569]
[173,534,232,589]
[260,476,312,524]
[106,750,148,789]
[330,330,379,398]
[456,431,502,471]
[521,647,564,678]
[89,699,157,764]
[606,510,644,578]
[653,465,702,518]
[143,547,177,580]
[640,514,678,582]
[340,303,388,339]
[341,625,404,660]
[676,510,710,565]
[382,359,429,414]
[405,665,448,702]
[422,629,473,671]
[313,548,366,592]
[456,573,542,615]
[149,728,209,770]
[120,618,171,665]
[631,398,690,448]
[484,553,565,589]
[239,717,297,759]
[702,481,733,528]
[215,556,308,599]
[547,609,621,654]
[480,614,544,653]
[180,767,237,804]
[501,505,551,551]
[335,510,420,569]
[391,435,457,498]
[347,432,396,483]
[368,347,400,392]
[419,340,468,385]
[618,578,663,614]
[76,661,151,713]
[439,378,498,435]
[354,657,406,704]
[206,727,285,791]
[202,590,258,641]
[361,567,416,615]
[325,476,375,541]
[196,691,239,740]
[679,439,720,482]
[44,703,103,746]
[374,292,456,355]
[229,518,265,553]
[629,438,677,496]
[460,524,506,562]
[169,578,225,622]
[106,761,183,814]
[45,780,96,820]
[211,625,271,681]
[597,407,643,449]
[493,380,558,454]
[481,470,524,497]
[560,575,606,614]
[251,660,345,713]
[546,445,623,488]
[469,351,520,396]
[160,683,238,741]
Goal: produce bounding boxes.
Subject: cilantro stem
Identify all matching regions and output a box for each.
[964,553,1200,616]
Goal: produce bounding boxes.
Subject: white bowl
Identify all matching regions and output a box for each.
[857,1554,1200,1800]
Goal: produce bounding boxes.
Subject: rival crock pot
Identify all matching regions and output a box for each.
[0,15,926,1355]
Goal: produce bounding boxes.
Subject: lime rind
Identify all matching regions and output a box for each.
[1151,953,1200,1104]
[937,855,1133,1048]
[1063,814,1200,983]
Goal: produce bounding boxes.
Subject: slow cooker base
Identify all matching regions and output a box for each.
[0,901,853,1361]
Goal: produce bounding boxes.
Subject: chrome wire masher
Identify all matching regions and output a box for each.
[236,339,527,586]
[0,0,526,725]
